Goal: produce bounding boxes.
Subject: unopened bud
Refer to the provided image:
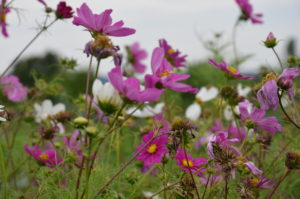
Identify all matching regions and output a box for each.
[285,151,300,170]
[85,126,97,137]
[264,32,277,48]
[73,116,88,127]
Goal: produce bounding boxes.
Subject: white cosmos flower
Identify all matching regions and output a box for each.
[224,105,239,121]
[34,99,66,123]
[92,79,122,106]
[0,105,7,122]
[237,83,251,97]
[185,86,218,121]
[127,103,164,118]
[143,191,162,199]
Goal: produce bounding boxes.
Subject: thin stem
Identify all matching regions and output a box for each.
[272,47,284,71]
[232,20,239,66]
[1,19,57,77]
[149,180,180,199]
[93,132,168,198]
[201,173,211,199]
[182,138,200,199]
[84,56,94,115]
[224,175,229,199]
[267,169,290,199]
[278,90,300,130]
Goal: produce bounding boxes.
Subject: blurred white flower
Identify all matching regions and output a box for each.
[127,103,164,118]
[0,105,7,122]
[143,191,161,199]
[185,86,218,121]
[34,99,66,122]
[237,83,251,97]
[224,105,239,121]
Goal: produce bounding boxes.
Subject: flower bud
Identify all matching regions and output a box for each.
[277,77,293,90]
[73,116,88,127]
[85,126,97,137]
[264,32,277,48]
[285,151,300,170]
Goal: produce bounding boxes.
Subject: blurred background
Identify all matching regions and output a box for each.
[1,0,300,73]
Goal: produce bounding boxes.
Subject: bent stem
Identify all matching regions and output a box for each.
[278,91,300,130]
[272,47,284,71]
[93,132,168,198]
[232,19,239,66]
[1,18,57,78]
[149,180,181,199]
[267,169,290,199]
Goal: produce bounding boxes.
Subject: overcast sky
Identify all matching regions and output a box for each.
[1,0,300,76]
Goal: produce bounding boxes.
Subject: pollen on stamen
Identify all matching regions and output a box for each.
[39,153,49,161]
[182,159,194,168]
[195,97,203,104]
[147,144,157,154]
[228,66,238,74]
[158,71,171,77]
[167,48,175,54]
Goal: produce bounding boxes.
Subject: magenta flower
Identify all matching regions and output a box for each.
[126,42,147,73]
[227,124,247,142]
[207,131,241,159]
[0,0,10,37]
[235,0,263,24]
[257,68,300,110]
[159,39,187,67]
[0,75,28,102]
[175,147,207,176]
[208,59,253,80]
[257,80,279,110]
[245,176,274,189]
[62,130,83,158]
[24,145,62,168]
[55,1,73,19]
[244,161,262,175]
[238,102,283,134]
[136,131,169,166]
[73,3,135,37]
[108,67,164,102]
[145,47,198,94]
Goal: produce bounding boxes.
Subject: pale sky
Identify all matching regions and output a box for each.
[1,0,300,76]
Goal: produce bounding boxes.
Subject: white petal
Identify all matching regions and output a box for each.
[224,105,233,121]
[52,103,66,115]
[201,87,218,102]
[92,79,103,98]
[237,83,251,97]
[185,103,201,121]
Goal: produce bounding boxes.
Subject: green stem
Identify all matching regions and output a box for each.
[201,173,211,199]
[0,144,8,199]
[267,169,290,199]
[272,47,284,71]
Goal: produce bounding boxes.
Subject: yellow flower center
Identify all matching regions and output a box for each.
[39,153,49,161]
[236,156,247,165]
[195,97,203,104]
[159,71,171,77]
[168,48,175,54]
[249,177,259,186]
[228,66,238,74]
[182,159,194,168]
[263,72,277,84]
[147,144,157,154]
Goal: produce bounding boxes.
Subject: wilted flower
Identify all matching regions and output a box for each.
[208,59,253,80]
[108,67,164,102]
[0,75,28,102]
[0,0,10,37]
[126,103,164,118]
[136,131,169,166]
[55,1,73,19]
[264,32,277,48]
[126,42,147,74]
[185,86,218,121]
[92,79,122,115]
[34,99,66,123]
[238,102,283,134]
[24,145,62,168]
[245,176,274,189]
[175,147,207,176]
[62,130,84,166]
[159,39,187,67]
[145,47,198,94]
[73,3,135,37]
[235,0,263,24]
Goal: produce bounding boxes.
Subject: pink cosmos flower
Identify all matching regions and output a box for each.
[235,0,263,24]
[136,131,169,166]
[208,59,253,80]
[73,3,135,37]
[0,0,10,37]
[0,75,28,102]
[159,39,187,67]
[145,47,198,94]
[238,102,283,134]
[207,131,241,159]
[55,1,73,19]
[24,145,62,168]
[175,147,207,176]
[126,42,147,73]
[257,68,300,110]
[244,176,274,189]
[108,67,164,102]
